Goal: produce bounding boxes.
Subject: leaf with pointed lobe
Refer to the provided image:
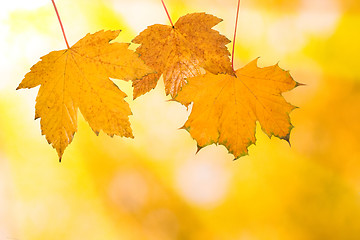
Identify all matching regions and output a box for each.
[132,12,234,99]
[17,30,153,160]
[175,58,299,159]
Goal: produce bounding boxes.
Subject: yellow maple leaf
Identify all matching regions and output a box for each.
[175,59,299,159]
[132,12,234,99]
[17,30,153,160]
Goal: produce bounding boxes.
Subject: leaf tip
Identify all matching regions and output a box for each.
[295,81,306,87]
[108,29,121,35]
[283,134,291,147]
[179,125,187,130]
[196,145,203,154]
[250,57,261,67]
[230,148,249,160]
[56,148,64,163]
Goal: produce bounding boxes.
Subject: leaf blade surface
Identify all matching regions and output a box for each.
[176,59,297,158]
[18,30,153,160]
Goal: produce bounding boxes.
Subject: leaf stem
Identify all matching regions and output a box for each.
[51,0,70,49]
[231,0,241,70]
[161,0,174,27]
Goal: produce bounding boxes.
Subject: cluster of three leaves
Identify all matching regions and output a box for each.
[18,13,298,161]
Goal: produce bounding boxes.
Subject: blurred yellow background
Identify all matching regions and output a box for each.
[1,0,360,239]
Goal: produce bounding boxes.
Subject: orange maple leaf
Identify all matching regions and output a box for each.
[132,12,233,99]
[175,59,299,159]
[17,30,153,160]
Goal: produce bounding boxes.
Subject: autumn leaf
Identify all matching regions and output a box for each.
[17,30,153,160]
[175,58,299,159]
[132,12,233,99]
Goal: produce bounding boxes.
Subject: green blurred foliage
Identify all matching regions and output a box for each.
[306,14,360,80]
